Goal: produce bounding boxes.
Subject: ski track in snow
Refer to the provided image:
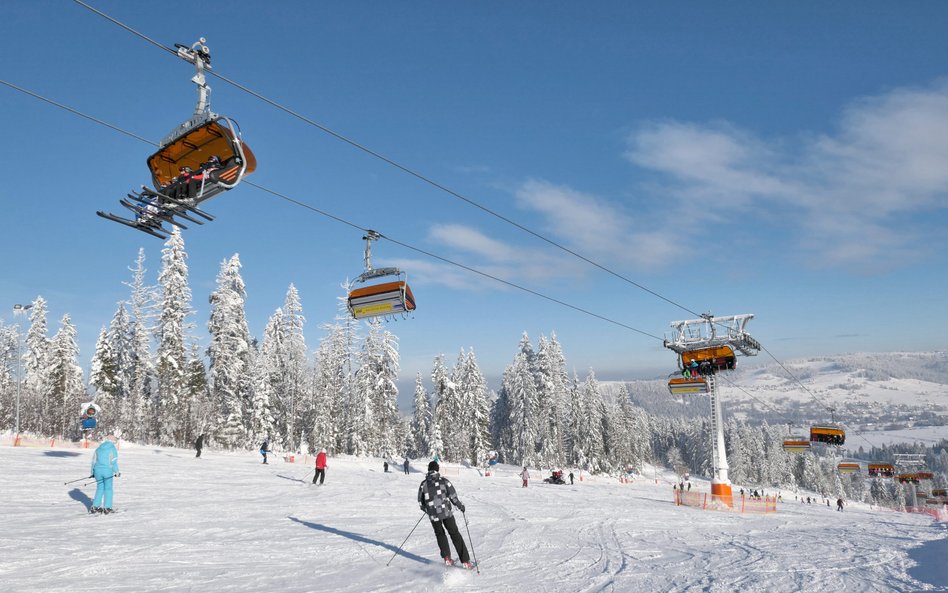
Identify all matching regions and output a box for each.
[1,444,945,593]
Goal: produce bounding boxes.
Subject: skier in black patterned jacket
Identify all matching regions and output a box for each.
[418,460,472,568]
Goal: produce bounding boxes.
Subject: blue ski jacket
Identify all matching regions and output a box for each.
[91,440,120,475]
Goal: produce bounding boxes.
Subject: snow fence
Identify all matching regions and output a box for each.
[675,490,777,514]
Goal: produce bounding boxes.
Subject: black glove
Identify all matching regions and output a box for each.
[89,474,94,478]
[457,503,465,513]
[115,472,121,478]
[419,505,426,512]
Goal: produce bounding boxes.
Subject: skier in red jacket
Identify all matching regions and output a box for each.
[313,449,328,485]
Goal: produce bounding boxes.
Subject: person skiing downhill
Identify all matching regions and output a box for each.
[418,460,472,569]
[313,448,328,485]
[520,466,530,488]
[90,434,120,514]
[195,434,204,458]
[260,438,271,464]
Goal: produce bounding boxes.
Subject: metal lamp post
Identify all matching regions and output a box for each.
[12,303,32,436]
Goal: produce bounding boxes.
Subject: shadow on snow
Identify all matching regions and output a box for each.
[287,516,432,565]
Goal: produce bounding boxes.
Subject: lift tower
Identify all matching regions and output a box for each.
[664,314,761,504]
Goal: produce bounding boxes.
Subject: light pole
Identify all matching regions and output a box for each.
[12,304,32,436]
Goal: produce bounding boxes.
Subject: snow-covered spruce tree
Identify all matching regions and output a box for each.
[348,328,374,457]
[310,332,335,453]
[281,284,309,450]
[580,370,607,473]
[0,324,17,422]
[535,335,567,468]
[439,350,467,461]
[458,349,491,466]
[260,308,287,445]
[88,326,118,434]
[207,254,254,448]
[564,371,583,469]
[489,379,513,463]
[22,296,50,434]
[330,286,360,454]
[431,354,456,458]
[106,302,133,434]
[125,249,155,442]
[247,342,276,447]
[504,335,540,467]
[358,320,400,458]
[155,229,193,446]
[184,343,212,443]
[408,371,432,458]
[46,315,84,438]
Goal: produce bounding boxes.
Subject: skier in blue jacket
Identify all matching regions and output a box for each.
[90,434,120,514]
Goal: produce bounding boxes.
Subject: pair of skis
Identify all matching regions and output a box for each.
[97,186,215,239]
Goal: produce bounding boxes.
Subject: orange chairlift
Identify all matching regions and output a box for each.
[867,463,895,478]
[782,425,811,452]
[837,461,862,473]
[347,231,416,321]
[896,471,934,484]
[98,38,256,239]
[809,409,846,446]
[664,314,759,396]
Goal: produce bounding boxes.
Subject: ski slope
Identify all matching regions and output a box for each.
[2,443,946,593]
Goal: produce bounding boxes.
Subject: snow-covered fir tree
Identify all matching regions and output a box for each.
[207,254,254,448]
[155,229,193,446]
[281,284,309,450]
[88,326,118,434]
[46,315,84,438]
[408,371,432,458]
[352,320,400,457]
[503,334,540,466]
[247,343,276,446]
[0,324,17,422]
[106,302,133,435]
[457,349,492,465]
[125,249,155,442]
[22,296,50,434]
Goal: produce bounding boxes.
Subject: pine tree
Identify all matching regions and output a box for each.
[247,343,276,446]
[459,350,491,466]
[106,302,133,434]
[505,335,540,467]
[281,284,309,450]
[46,315,84,438]
[155,229,193,446]
[125,249,155,442]
[408,372,432,458]
[88,326,118,434]
[207,254,254,448]
[22,296,50,434]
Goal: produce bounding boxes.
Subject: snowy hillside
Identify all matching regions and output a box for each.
[3,443,947,593]
[619,352,948,431]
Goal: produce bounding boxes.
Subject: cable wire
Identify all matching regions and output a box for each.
[69,0,704,322]
[0,79,662,341]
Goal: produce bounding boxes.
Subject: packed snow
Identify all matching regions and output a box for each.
[2,442,946,593]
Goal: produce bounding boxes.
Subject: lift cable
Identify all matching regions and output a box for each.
[0,78,662,341]
[70,0,703,321]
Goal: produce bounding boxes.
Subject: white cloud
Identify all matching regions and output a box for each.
[623,80,948,268]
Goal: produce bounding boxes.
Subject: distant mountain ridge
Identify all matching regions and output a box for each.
[610,351,948,429]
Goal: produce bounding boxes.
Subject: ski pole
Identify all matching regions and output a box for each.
[462,511,480,574]
[387,513,427,566]
[64,475,92,485]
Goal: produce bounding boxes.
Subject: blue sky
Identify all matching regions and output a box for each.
[1,1,946,398]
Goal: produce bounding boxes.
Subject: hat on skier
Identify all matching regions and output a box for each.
[428,460,440,472]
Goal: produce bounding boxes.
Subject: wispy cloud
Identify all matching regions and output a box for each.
[624,80,948,268]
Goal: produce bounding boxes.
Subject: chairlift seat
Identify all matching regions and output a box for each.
[667,375,709,395]
[347,281,416,320]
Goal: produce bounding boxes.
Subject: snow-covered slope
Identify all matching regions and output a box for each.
[2,443,946,593]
